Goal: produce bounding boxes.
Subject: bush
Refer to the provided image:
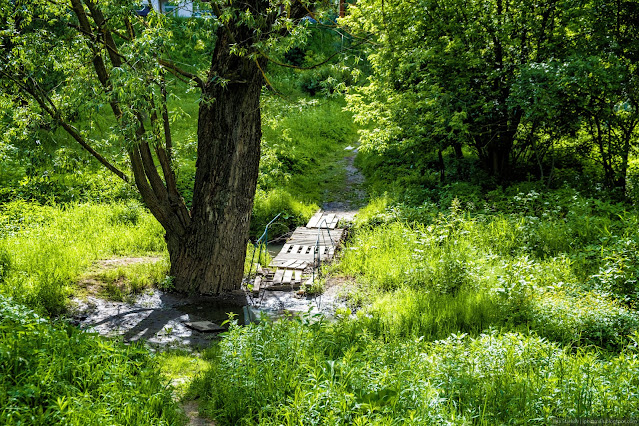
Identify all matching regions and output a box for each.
[529,289,639,349]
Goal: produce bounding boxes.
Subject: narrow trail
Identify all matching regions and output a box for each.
[322,145,366,220]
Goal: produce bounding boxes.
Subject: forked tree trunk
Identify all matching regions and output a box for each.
[166,32,264,294]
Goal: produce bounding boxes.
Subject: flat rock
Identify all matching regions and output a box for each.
[184,321,225,333]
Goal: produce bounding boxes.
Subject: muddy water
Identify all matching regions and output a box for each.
[73,284,345,349]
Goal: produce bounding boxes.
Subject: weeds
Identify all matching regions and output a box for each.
[0,296,185,425]
[191,318,639,425]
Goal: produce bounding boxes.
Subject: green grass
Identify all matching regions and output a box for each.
[260,95,359,203]
[83,258,171,303]
[0,201,165,315]
[191,317,639,425]
[190,186,639,424]
[0,296,185,425]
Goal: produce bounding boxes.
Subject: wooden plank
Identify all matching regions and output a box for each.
[282,269,293,284]
[291,244,303,254]
[184,321,225,332]
[329,216,339,229]
[306,211,323,228]
[282,230,346,246]
[252,276,262,293]
[281,259,297,268]
[267,282,302,291]
[281,243,292,253]
[272,269,284,285]
[295,270,302,284]
[290,260,306,269]
[321,214,336,229]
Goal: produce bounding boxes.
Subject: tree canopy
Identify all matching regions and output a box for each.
[0,0,323,293]
[344,0,639,187]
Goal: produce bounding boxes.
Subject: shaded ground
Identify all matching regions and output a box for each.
[73,285,349,348]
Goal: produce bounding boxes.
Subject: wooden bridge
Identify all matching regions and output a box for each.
[249,211,347,294]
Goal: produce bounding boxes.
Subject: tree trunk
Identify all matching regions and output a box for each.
[167,32,264,294]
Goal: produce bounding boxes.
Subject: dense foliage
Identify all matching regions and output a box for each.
[0,296,184,425]
[344,0,639,188]
[1,1,639,424]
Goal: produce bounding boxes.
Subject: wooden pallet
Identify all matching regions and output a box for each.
[252,268,304,293]
[253,210,347,294]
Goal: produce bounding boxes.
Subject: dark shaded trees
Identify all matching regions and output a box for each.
[344,0,639,187]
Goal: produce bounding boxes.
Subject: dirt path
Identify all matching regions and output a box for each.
[322,145,366,221]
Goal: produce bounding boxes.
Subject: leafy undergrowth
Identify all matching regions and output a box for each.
[191,186,639,424]
[191,316,639,425]
[0,296,185,425]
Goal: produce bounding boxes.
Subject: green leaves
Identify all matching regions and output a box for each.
[0,295,183,425]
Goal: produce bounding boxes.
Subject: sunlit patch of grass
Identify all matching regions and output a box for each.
[78,257,170,303]
[157,350,210,399]
[0,201,165,315]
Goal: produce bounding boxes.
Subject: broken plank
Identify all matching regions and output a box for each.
[267,283,302,291]
[329,216,339,229]
[292,260,308,269]
[321,213,336,229]
[280,259,298,268]
[184,321,225,333]
[252,276,262,294]
[282,269,293,284]
[254,263,264,276]
[294,270,302,284]
[272,269,284,285]
[306,211,323,228]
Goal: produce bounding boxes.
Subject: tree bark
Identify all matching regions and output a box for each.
[166,29,264,294]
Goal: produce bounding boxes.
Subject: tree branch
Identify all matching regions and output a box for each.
[158,59,205,89]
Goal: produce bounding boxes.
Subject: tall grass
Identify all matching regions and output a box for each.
[0,201,165,315]
[0,295,185,425]
[339,203,638,349]
[192,318,639,425]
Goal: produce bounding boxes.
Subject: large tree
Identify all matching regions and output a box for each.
[0,0,311,293]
